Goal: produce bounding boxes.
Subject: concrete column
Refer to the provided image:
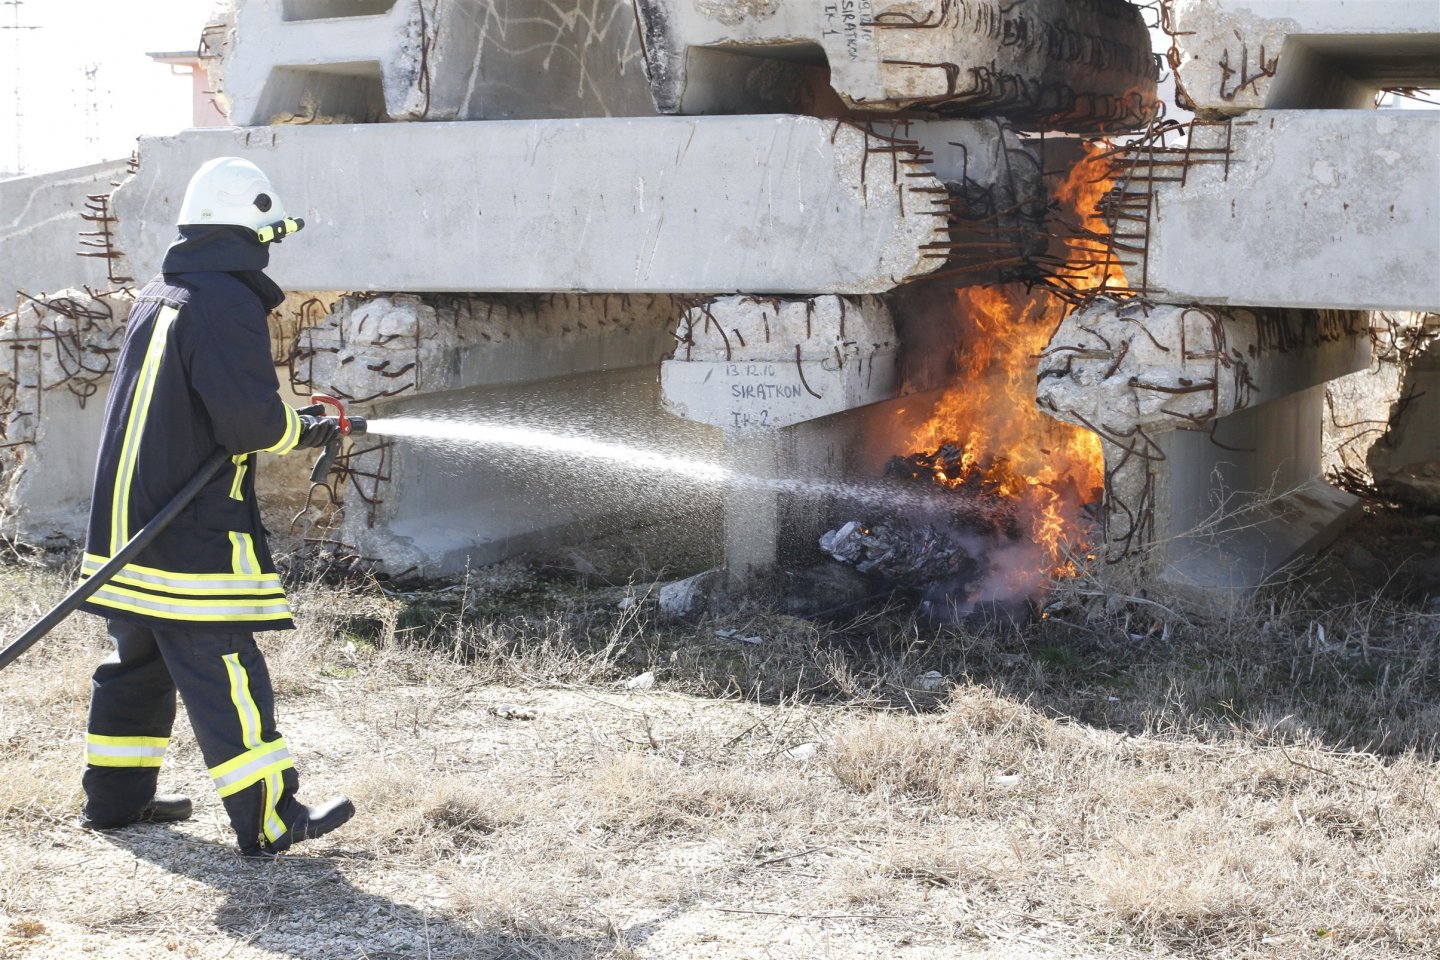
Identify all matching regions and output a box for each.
[633,0,1157,131]
[662,294,897,584]
[1036,297,1371,594]
[113,118,949,295]
[217,0,655,125]
[1165,1,1440,114]
[1117,111,1440,313]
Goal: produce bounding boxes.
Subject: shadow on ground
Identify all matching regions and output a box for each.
[101,828,618,960]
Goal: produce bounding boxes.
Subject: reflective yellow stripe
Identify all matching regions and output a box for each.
[217,654,293,837]
[263,405,302,455]
[209,739,293,798]
[262,771,287,843]
[86,582,293,622]
[82,554,284,591]
[229,533,261,576]
[228,455,248,500]
[111,306,179,554]
[224,653,262,747]
[85,733,168,768]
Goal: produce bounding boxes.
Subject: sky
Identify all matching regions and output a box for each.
[0,0,214,177]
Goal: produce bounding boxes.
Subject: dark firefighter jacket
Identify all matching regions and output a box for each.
[79,226,304,631]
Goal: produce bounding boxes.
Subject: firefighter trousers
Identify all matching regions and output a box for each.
[83,621,304,852]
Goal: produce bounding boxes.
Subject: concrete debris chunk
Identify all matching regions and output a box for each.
[0,288,131,543]
[1037,297,1371,593]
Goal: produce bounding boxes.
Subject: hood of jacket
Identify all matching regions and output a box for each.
[161,225,284,312]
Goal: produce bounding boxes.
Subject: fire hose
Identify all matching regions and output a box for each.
[0,395,366,672]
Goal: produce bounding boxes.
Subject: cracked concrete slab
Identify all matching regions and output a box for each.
[216,0,655,125]
[633,0,1157,131]
[297,292,682,403]
[0,161,130,309]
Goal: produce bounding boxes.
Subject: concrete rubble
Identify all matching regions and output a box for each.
[1128,110,1440,313]
[633,0,1158,131]
[215,0,655,125]
[0,288,129,543]
[112,117,948,295]
[1165,0,1440,114]
[3,0,1431,611]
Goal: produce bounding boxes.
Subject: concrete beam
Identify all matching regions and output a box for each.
[0,161,130,308]
[1166,0,1440,115]
[661,295,897,430]
[217,0,654,125]
[112,118,949,295]
[1037,297,1371,594]
[297,293,682,403]
[1126,111,1440,313]
[633,0,1158,131]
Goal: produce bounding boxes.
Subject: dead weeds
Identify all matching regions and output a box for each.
[0,517,1437,959]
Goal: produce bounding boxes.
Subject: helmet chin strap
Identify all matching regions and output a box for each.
[255,217,305,244]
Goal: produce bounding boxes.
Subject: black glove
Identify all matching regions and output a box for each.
[297,415,342,449]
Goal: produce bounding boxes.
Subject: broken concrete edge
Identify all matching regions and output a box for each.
[1119,111,1440,313]
[1037,297,1372,436]
[0,287,133,543]
[1165,0,1440,115]
[0,159,133,309]
[1367,314,1440,510]
[111,117,950,295]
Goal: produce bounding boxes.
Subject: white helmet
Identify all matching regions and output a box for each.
[176,156,304,244]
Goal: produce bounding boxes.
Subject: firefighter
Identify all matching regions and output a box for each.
[76,157,354,857]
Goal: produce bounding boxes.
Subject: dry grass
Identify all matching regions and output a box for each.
[0,524,1437,959]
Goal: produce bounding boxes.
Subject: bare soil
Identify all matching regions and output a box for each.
[0,505,1437,959]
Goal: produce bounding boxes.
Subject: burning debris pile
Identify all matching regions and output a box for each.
[821,446,1098,620]
[820,144,1120,618]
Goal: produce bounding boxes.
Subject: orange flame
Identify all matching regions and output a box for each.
[908,142,1123,570]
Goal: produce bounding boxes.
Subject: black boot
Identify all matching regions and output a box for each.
[81,794,193,831]
[242,796,355,857]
